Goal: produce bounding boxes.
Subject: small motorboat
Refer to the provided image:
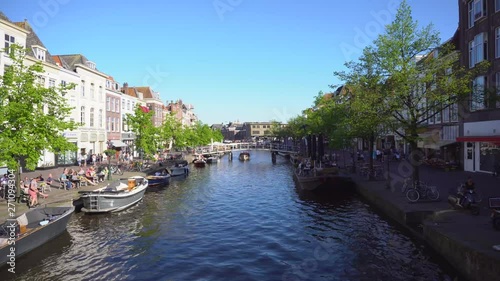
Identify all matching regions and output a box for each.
[167,164,189,177]
[239,151,250,161]
[146,174,171,187]
[79,176,148,213]
[193,159,206,167]
[0,206,74,266]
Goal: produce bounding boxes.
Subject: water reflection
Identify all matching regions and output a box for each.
[1,151,465,281]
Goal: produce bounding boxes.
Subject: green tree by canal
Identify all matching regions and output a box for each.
[0,44,78,195]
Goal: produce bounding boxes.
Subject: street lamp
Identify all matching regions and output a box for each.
[385,141,392,189]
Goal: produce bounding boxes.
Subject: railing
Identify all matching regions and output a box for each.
[195,143,300,154]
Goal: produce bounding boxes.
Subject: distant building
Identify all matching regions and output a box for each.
[165,99,198,126]
[241,122,275,140]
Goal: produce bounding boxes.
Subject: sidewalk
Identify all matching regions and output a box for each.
[348,159,500,281]
[0,163,156,220]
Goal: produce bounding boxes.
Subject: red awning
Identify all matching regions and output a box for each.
[456,136,500,144]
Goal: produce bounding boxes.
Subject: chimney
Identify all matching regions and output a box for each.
[122,82,128,94]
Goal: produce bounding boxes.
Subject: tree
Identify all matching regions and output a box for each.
[126,105,157,158]
[0,44,78,195]
[158,113,182,151]
[369,0,485,182]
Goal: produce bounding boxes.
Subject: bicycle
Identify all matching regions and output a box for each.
[110,164,124,175]
[402,177,440,202]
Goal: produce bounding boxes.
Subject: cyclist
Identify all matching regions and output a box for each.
[457,176,475,207]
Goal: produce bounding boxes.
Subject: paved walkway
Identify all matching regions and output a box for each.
[0,162,163,220]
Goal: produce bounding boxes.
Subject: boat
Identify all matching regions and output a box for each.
[205,155,220,164]
[239,151,250,161]
[293,162,350,192]
[79,176,148,213]
[193,158,206,168]
[146,174,171,187]
[167,164,189,177]
[0,206,74,266]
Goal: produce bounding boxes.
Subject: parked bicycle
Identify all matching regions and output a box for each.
[110,164,124,175]
[402,177,440,202]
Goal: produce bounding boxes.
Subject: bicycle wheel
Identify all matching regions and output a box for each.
[426,187,440,201]
[406,188,420,202]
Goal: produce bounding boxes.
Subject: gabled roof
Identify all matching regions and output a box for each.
[56,54,88,70]
[0,12,10,22]
[134,86,160,100]
[13,21,57,66]
[126,88,138,98]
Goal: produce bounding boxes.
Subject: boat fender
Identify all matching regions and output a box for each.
[39,220,49,226]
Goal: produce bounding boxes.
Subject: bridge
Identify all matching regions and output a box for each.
[194,142,300,157]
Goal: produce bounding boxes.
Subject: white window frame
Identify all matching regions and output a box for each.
[497,0,500,12]
[81,81,85,97]
[106,97,110,111]
[4,34,15,54]
[80,106,85,125]
[99,109,103,128]
[89,107,94,127]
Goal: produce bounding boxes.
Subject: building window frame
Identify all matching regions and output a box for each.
[4,34,15,54]
[80,106,85,125]
[89,107,95,127]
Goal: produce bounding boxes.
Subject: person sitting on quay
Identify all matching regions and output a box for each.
[80,169,97,186]
[60,168,72,190]
[46,173,54,186]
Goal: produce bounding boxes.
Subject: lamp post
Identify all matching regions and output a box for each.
[385,141,392,189]
[106,140,112,181]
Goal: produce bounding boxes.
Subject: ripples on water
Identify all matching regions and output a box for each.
[1,151,463,281]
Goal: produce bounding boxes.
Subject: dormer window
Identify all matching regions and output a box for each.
[32,45,47,61]
[4,34,15,54]
[86,61,96,69]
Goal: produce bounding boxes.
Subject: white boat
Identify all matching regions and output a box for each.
[79,176,148,213]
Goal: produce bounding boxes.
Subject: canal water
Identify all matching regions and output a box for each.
[1,150,464,281]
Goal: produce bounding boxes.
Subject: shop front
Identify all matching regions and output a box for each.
[457,120,500,173]
[56,131,78,167]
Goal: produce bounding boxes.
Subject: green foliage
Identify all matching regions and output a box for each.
[126,105,157,158]
[104,149,116,157]
[0,44,78,170]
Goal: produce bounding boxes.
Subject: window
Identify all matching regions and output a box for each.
[435,105,441,124]
[106,80,111,89]
[469,0,486,28]
[99,86,103,101]
[442,106,450,123]
[61,80,67,87]
[122,99,125,109]
[32,47,46,61]
[81,81,85,97]
[4,34,14,54]
[106,97,110,111]
[496,72,500,108]
[106,117,110,131]
[99,109,103,128]
[497,27,500,58]
[471,76,487,111]
[90,83,94,99]
[80,106,85,125]
[127,100,130,110]
[86,61,96,69]
[49,79,55,88]
[469,33,487,68]
[89,108,94,127]
[123,117,127,131]
[116,118,120,132]
[111,117,115,132]
[450,103,458,122]
[497,0,500,12]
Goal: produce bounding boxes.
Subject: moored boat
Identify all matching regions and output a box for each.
[193,159,206,168]
[168,164,189,177]
[79,176,148,213]
[239,151,250,161]
[146,174,171,187]
[0,206,74,266]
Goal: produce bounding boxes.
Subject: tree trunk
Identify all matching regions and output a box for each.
[409,140,420,184]
[369,134,375,180]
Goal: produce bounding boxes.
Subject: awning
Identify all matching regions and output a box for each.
[423,140,457,149]
[111,140,128,147]
[456,136,500,143]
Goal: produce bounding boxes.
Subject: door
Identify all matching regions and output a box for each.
[464,142,475,172]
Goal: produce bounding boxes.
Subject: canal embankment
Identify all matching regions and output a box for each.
[351,172,500,281]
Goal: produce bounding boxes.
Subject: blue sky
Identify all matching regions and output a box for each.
[1,0,458,125]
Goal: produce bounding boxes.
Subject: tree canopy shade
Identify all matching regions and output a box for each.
[0,44,78,171]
